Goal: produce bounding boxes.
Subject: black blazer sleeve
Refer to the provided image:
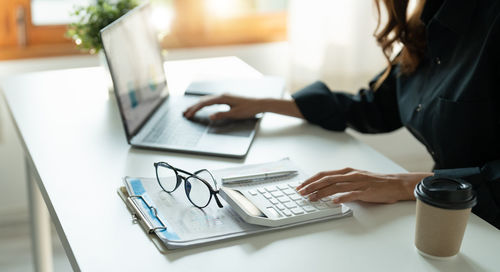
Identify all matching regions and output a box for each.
[292,68,402,133]
[434,160,500,229]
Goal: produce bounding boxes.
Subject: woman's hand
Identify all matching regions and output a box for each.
[296,168,433,204]
[183,94,263,121]
[183,94,304,120]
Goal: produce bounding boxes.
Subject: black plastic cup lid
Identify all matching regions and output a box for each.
[414,176,477,210]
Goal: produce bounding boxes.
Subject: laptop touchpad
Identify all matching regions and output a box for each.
[207,119,257,137]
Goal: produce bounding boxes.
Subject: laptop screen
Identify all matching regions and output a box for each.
[101,4,168,137]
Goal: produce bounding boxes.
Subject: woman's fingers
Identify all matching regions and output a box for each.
[297,171,374,196]
[183,99,214,119]
[210,110,235,120]
[296,167,354,190]
[296,170,431,204]
[184,94,261,120]
[307,182,365,201]
[183,95,231,119]
[332,191,365,204]
[183,96,220,118]
[296,169,394,203]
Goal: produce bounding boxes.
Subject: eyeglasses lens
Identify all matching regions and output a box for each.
[156,165,178,192]
[186,170,214,207]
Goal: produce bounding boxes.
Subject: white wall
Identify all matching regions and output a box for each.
[166,42,291,80]
[0,41,433,225]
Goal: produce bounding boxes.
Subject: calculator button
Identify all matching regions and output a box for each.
[326,202,340,208]
[297,200,311,206]
[263,193,272,199]
[284,202,297,209]
[289,194,302,201]
[282,188,296,195]
[257,188,266,194]
[265,186,277,192]
[269,199,279,205]
[248,190,257,196]
[303,206,316,213]
[313,203,328,210]
[277,184,289,190]
[282,210,293,217]
[277,196,291,203]
[291,207,304,215]
[276,203,286,210]
[271,191,284,197]
[266,207,282,218]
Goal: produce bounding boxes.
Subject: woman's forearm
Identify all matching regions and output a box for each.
[258,98,304,119]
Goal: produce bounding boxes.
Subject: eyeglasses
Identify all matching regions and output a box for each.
[154,162,223,209]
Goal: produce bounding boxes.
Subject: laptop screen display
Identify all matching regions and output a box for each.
[101,4,168,137]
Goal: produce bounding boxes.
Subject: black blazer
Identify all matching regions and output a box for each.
[292,0,500,228]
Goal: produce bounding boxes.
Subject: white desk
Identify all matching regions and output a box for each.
[2,57,499,272]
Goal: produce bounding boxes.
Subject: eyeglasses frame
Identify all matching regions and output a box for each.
[154,162,224,209]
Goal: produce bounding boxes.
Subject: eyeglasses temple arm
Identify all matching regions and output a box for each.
[213,192,224,208]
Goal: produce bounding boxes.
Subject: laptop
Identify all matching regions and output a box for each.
[100,3,282,158]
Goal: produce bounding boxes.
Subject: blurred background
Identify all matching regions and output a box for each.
[0,0,432,271]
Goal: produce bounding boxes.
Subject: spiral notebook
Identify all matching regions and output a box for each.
[117,159,353,251]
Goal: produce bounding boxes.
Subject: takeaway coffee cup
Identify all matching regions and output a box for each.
[414,176,477,258]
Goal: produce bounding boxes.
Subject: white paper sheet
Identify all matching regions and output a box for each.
[123,158,352,249]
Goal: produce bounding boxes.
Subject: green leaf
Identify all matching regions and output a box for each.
[65,0,139,53]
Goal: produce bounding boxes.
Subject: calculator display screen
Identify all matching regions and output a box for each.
[226,188,267,218]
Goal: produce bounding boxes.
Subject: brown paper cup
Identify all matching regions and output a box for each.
[415,199,471,258]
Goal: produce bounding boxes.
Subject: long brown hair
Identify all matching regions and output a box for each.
[373,0,427,89]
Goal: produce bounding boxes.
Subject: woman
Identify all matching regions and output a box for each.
[184,0,500,229]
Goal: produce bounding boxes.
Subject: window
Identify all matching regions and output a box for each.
[0,0,89,60]
[0,0,288,60]
[31,0,92,25]
[162,0,288,48]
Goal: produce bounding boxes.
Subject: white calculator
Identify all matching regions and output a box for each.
[220,180,350,227]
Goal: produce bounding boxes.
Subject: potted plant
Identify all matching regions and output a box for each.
[66,0,138,93]
[66,0,138,54]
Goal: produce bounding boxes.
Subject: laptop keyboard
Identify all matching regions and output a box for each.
[142,104,206,147]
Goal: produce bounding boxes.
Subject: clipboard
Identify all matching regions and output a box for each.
[118,186,170,253]
[117,159,353,251]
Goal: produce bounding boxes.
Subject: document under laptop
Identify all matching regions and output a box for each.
[100,3,284,158]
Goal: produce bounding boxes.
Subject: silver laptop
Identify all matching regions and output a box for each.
[100,3,272,158]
